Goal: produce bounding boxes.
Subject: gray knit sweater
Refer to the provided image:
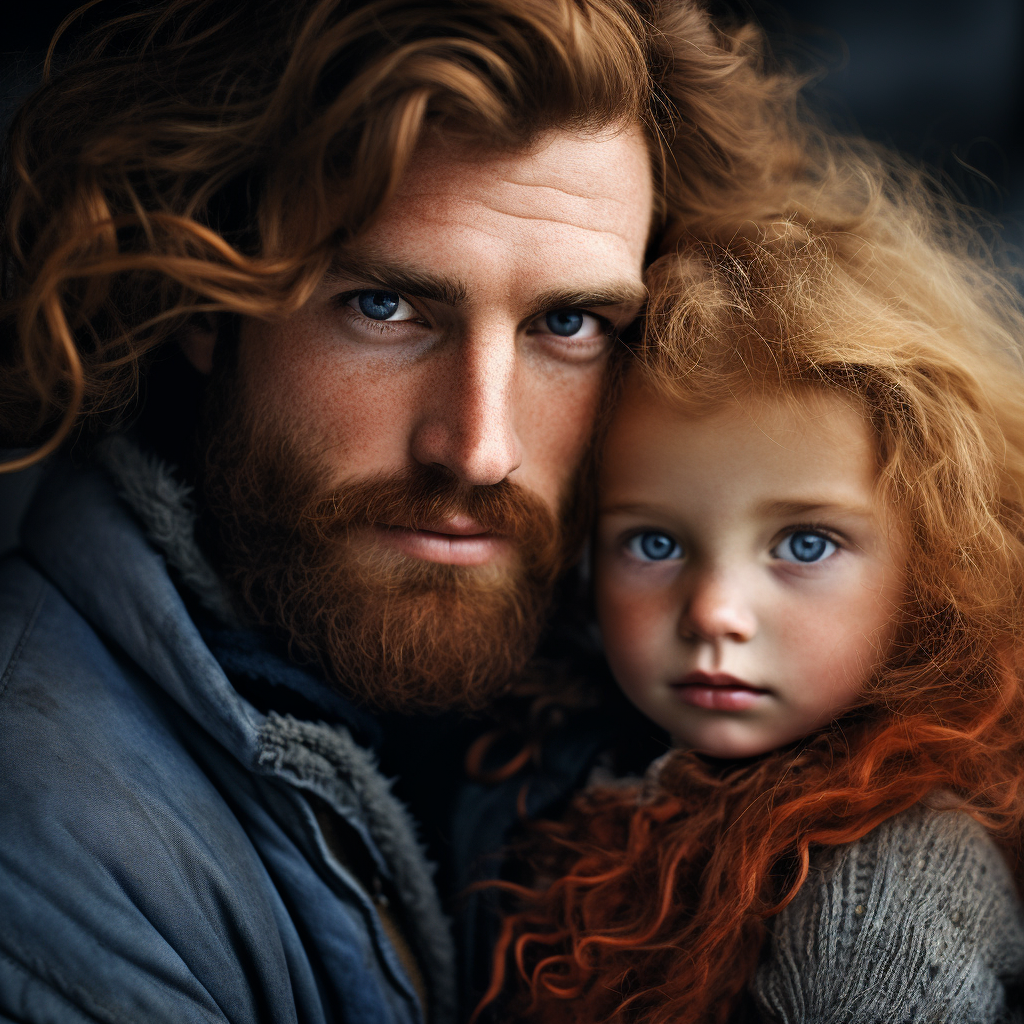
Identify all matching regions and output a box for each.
[750,803,1024,1023]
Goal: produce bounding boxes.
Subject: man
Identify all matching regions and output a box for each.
[0,1,805,1021]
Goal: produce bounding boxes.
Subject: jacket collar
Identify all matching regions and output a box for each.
[20,443,381,760]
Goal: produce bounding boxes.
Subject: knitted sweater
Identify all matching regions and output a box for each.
[750,802,1024,1023]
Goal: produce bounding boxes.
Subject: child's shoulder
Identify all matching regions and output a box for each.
[833,799,1017,918]
[751,801,1024,1024]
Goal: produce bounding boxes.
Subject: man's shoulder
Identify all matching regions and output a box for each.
[0,543,244,857]
[0,549,192,770]
[0,553,293,1024]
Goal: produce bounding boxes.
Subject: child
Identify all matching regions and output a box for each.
[482,219,1024,1023]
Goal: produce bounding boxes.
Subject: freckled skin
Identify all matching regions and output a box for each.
[223,127,654,526]
[594,382,907,759]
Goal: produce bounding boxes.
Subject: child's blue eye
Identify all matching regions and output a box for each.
[775,531,836,564]
[627,532,682,562]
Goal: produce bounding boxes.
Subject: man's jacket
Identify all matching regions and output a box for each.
[0,448,456,1024]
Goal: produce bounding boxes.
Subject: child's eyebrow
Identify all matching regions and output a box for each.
[756,498,875,520]
[597,501,666,516]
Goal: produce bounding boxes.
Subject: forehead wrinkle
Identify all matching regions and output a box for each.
[497,176,651,220]
[479,193,641,237]
[401,177,609,201]
[501,178,606,200]
[396,180,642,238]
[403,201,642,241]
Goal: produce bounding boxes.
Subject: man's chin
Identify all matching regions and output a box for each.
[239,547,553,714]
[201,437,566,714]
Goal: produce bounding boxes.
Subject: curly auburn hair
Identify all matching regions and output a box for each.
[1,0,821,470]
[482,199,1024,1023]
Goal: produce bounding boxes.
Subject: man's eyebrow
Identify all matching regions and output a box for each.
[327,254,469,306]
[328,251,646,315]
[531,282,648,315]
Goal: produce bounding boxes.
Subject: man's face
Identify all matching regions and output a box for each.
[243,126,651,524]
[201,126,653,710]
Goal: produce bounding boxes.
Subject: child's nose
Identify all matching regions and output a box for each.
[679,570,757,644]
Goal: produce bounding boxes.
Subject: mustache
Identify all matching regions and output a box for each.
[297,464,560,549]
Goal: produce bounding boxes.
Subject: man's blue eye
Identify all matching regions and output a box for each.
[776,531,836,564]
[627,532,682,562]
[546,309,584,336]
[358,290,401,320]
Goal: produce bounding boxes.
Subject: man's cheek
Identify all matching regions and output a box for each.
[245,359,420,481]
[519,368,605,502]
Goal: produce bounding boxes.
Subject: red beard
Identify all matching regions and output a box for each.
[200,389,577,713]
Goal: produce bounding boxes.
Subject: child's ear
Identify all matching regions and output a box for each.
[178,315,217,374]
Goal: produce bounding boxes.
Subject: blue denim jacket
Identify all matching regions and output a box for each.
[0,457,455,1024]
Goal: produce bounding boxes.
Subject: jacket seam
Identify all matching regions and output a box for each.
[0,583,46,704]
[0,945,107,1024]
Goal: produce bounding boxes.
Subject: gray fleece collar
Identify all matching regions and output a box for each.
[93,433,241,625]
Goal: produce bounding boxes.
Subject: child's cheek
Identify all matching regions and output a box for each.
[595,568,676,698]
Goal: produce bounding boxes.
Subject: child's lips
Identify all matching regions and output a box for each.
[670,671,770,711]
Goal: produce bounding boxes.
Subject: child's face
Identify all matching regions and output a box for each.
[594,381,905,759]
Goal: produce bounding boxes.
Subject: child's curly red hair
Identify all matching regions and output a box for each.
[481,200,1024,1023]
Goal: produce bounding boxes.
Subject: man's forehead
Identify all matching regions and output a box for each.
[319,126,653,321]
[383,125,654,243]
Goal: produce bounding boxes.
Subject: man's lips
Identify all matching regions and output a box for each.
[370,516,511,566]
[671,671,770,712]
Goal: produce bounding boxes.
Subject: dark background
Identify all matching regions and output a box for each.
[2,0,1023,553]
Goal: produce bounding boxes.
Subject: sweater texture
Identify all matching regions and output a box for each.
[751,801,1024,1023]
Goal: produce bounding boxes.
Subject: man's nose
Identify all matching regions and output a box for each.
[409,327,523,486]
[679,567,757,644]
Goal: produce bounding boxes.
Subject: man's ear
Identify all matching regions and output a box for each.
[178,316,218,375]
